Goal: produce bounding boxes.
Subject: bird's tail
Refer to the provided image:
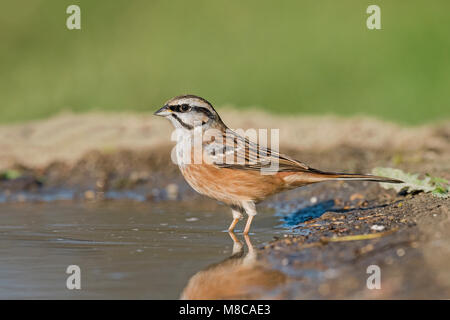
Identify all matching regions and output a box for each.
[315,171,403,183]
[282,168,404,186]
[305,168,404,184]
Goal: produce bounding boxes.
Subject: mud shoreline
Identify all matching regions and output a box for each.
[1,112,449,299]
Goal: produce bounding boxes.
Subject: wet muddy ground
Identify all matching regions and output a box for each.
[0,113,449,299]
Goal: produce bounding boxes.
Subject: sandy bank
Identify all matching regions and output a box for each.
[0,110,448,171]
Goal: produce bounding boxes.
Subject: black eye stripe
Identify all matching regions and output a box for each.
[168,104,214,119]
[168,104,190,112]
[168,105,179,112]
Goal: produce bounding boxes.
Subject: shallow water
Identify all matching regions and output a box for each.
[0,201,288,299]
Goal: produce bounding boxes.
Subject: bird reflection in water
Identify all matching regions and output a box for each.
[181,232,287,299]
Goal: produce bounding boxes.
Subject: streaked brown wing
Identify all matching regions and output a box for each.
[204,130,310,173]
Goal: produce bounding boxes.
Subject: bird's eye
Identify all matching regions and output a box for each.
[180,104,191,112]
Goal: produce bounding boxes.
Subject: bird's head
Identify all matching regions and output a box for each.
[154,95,224,131]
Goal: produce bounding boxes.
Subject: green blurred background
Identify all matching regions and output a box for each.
[1,0,449,124]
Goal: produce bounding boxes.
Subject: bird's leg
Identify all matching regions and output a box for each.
[243,216,254,235]
[243,234,257,264]
[242,202,257,235]
[243,234,254,256]
[228,208,243,232]
[228,231,243,255]
[228,218,239,232]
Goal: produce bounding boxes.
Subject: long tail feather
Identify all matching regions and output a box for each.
[307,169,404,184]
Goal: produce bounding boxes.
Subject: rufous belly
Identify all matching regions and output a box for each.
[179,163,286,205]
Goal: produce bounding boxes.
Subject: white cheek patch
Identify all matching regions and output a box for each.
[168,116,183,129]
[177,112,206,128]
[177,113,192,125]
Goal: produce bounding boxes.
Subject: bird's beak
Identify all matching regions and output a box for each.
[153,105,171,117]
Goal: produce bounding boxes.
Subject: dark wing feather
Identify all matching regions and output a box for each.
[204,130,310,173]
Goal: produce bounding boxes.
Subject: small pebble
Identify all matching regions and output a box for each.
[350,193,364,201]
[310,196,317,204]
[396,248,405,257]
[371,225,385,231]
[410,241,419,248]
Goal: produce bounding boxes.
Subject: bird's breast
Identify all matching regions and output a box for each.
[178,162,286,205]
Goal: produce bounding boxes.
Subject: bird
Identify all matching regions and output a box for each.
[154,95,403,234]
[181,232,287,299]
